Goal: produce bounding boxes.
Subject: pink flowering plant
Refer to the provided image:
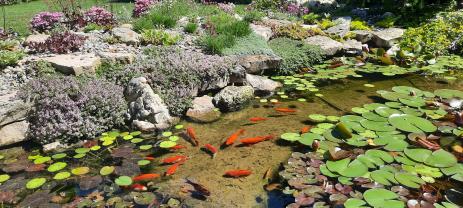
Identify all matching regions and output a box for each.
[30,12,64,32]
[217,2,235,14]
[284,3,309,17]
[133,0,156,17]
[83,6,116,27]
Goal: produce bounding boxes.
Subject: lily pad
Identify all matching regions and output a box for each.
[0,174,10,183]
[388,114,436,133]
[395,172,425,188]
[33,156,51,164]
[26,178,46,189]
[139,145,153,150]
[100,166,115,176]
[404,148,432,163]
[131,138,144,144]
[363,188,404,208]
[162,131,173,137]
[344,198,368,208]
[51,153,67,159]
[47,162,67,172]
[71,167,90,175]
[299,133,323,146]
[54,171,71,180]
[371,169,398,186]
[138,160,151,166]
[75,148,90,154]
[169,136,180,141]
[308,114,326,122]
[424,149,458,168]
[115,176,132,186]
[159,140,177,148]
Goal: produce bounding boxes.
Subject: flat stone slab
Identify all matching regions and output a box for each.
[305,35,343,56]
[239,55,282,74]
[250,24,273,41]
[0,121,29,147]
[43,53,101,75]
[372,28,405,48]
[97,52,135,64]
[24,34,49,46]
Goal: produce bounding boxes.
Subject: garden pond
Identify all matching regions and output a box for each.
[1,71,463,208]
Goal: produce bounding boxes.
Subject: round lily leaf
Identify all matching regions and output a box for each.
[395,172,425,188]
[54,171,71,180]
[130,131,142,136]
[0,174,10,183]
[362,112,387,122]
[115,176,132,186]
[392,86,423,96]
[375,106,402,117]
[389,114,436,133]
[344,198,367,208]
[175,125,184,130]
[34,156,51,164]
[100,166,115,176]
[138,160,151,166]
[371,169,398,186]
[404,148,432,163]
[317,123,335,130]
[298,133,323,146]
[424,149,458,168]
[162,132,172,137]
[434,89,463,99]
[281,133,301,142]
[364,188,404,208]
[360,119,396,132]
[352,107,369,114]
[73,153,86,159]
[75,148,90,154]
[71,167,90,175]
[308,114,326,122]
[123,135,134,140]
[26,178,46,189]
[139,145,153,150]
[310,127,326,135]
[51,153,67,160]
[169,136,180,141]
[90,145,101,151]
[131,138,144,144]
[399,97,425,108]
[159,141,177,148]
[47,162,67,172]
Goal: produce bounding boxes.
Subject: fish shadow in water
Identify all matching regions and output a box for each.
[179,132,197,146]
[242,123,257,126]
[190,191,208,201]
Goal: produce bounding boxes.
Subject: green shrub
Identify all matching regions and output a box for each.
[269,38,325,75]
[0,50,24,69]
[29,60,56,77]
[251,0,280,11]
[243,10,265,22]
[0,40,20,51]
[83,23,105,32]
[302,13,320,24]
[317,18,336,29]
[149,13,177,28]
[222,33,275,56]
[350,20,371,30]
[141,29,180,45]
[200,34,235,54]
[375,16,398,28]
[133,16,154,31]
[275,23,310,40]
[184,22,198,33]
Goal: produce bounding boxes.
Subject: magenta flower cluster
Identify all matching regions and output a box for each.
[83,6,116,26]
[133,0,156,17]
[217,2,235,14]
[285,3,309,17]
[30,12,64,32]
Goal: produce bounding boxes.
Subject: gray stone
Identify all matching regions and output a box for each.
[372,28,405,48]
[261,18,292,29]
[325,16,351,37]
[132,120,156,132]
[352,30,374,43]
[120,24,134,29]
[126,77,176,131]
[186,95,221,123]
[342,39,363,55]
[24,34,49,46]
[213,86,255,112]
[250,24,273,41]
[306,0,338,10]
[97,52,135,64]
[246,74,281,96]
[177,17,189,27]
[239,55,282,74]
[0,121,29,147]
[0,91,29,126]
[112,27,141,45]
[43,53,101,75]
[305,35,343,56]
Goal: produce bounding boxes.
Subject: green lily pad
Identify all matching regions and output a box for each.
[399,97,426,108]
[51,153,67,159]
[26,178,46,189]
[138,160,151,166]
[54,171,71,180]
[139,145,153,150]
[34,156,51,164]
[352,107,369,114]
[115,176,132,186]
[175,125,184,130]
[360,119,396,132]
[362,112,388,122]
[73,153,86,159]
[123,135,134,140]
[130,131,142,136]
[75,148,90,154]
[389,114,436,133]
[281,133,301,142]
[371,168,398,186]
[434,89,463,99]
[90,145,101,151]
[71,167,90,175]
[375,106,402,117]
[159,140,177,148]
[424,149,458,168]
[131,138,144,144]
[0,174,10,183]
[326,158,368,178]
[100,166,115,176]
[404,148,432,163]
[363,188,404,208]
[47,162,67,172]
[308,114,326,122]
[395,172,425,188]
[162,132,173,137]
[319,164,339,177]
[299,133,323,146]
[169,136,180,141]
[344,198,368,208]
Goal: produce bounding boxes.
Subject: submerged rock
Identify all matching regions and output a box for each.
[246,74,281,96]
[186,95,221,123]
[213,86,255,112]
[42,53,101,75]
[305,35,343,56]
[239,55,282,74]
[126,77,177,132]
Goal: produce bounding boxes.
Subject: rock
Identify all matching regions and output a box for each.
[132,120,156,132]
[186,95,221,123]
[352,30,373,43]
[213,86,254,112]
[0,121,28,147]
[97,52,135,64]
[372,28,405,48]
[126,77,176,131]
[24,34,49,46]
[42,53,101,75]
[111,27,141,45]
[239,55,282,74]
[120,24,134,29]
[306,0,338,10]
[342,39,363,55]
[250,24,273,41]
[261,18,292,29]
[177,17,189,27]
[325,16,351,37]
[234,14,243,21]
[305,35,343,56]
[246,74,281,96]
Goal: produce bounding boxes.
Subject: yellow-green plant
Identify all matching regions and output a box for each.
[350,20,371,30]
[140,29,180,46]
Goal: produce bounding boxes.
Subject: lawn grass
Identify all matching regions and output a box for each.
[0,0,134,36]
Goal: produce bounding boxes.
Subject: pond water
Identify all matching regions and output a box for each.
[1,73,462,207]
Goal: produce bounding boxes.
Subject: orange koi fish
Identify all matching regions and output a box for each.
[132,173,161,182]
[186,127,199,146]
[224,169,252,178]
[240,135,273,145]
[165,163,181,176]
[203,144,218,158]
[224,129,246,146]
[275,108,297,113]
[131,183,148,191]
[162,155,187,164]
[249,117,267,122]
[300,126,312,134]
[145,156,156,161]
[170,144,186,151]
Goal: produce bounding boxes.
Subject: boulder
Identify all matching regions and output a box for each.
[250,24,273,41]
[372,28,405,48]
[111,27,141,45]
[97,52,135,64]
[325,16,352,38]
[306,0,338,10]
[352,30,373,43]
[239,55,282,74]
[24,34,49,46]
[213,86,255,112]
[126,77,177,132]
[43,53,101,75]
[342,39,363,55]
[0,121,28,147]
[120,24,134,29]
[261,18,292,29]
[246,74,281,96]
[186,95,221,123]
[305,35,343,56]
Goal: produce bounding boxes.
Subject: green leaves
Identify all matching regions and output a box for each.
[100,166,115,176]
[326,158,368,178]
[47,162,67,172]
[395,172,425,188]
[26,178,46,189]
[389,114,437,133]
[115,176,132,186]
[363,188,404,208]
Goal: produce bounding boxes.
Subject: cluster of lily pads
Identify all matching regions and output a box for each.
[271,56,463,100]
[0,125,187,207]
[279,86,463,208]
